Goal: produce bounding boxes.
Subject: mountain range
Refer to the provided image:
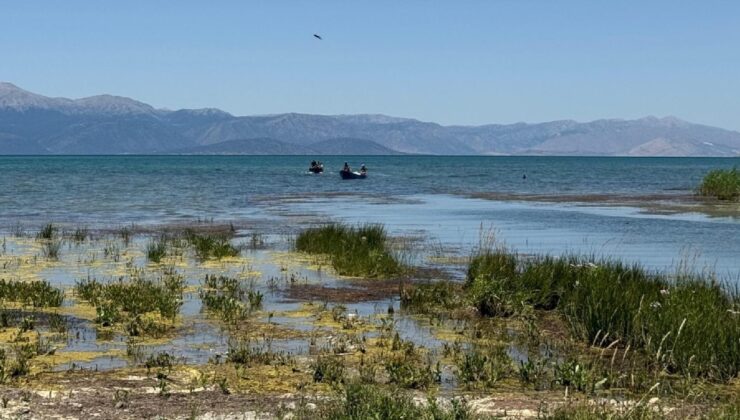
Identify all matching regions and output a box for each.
[2,82,739,156]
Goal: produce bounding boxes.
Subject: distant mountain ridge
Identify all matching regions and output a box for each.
[2,82,740,156]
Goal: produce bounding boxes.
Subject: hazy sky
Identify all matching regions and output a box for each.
[2,1,739,129]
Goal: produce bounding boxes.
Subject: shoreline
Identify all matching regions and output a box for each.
[0,221,737,418]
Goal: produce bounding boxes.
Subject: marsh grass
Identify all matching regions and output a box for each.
[186,231,239,260]
[35,223,62,260]
[698,167,740,201]
[455,342,512,388]
[303,383,475,420]
[75,272,184,335]
[400,280,462,314]
[42,240,62,260]
[118,226,132,245]
[0,279,64,307]
[312,355,346,385]
[295,224,403,278]
[199,275,263,323]
[146,237,168,263]
[226,338,292,366]
[36,223,56,241]
[71,226,88,243]
[467,251,740,381]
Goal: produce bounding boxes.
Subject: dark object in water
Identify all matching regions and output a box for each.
[340,169,366,180]
[309,161,324,174]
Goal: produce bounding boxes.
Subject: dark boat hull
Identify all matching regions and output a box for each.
[339,170,366,179]
[308,167,324,174]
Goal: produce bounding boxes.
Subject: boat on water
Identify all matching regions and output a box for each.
[308,161,324,174]
[339,169,366,179]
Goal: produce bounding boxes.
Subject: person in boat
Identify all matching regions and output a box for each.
[360,164,367,174]
[343,162,350,172]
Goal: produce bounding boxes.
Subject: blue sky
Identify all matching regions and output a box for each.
[2,1,739,129]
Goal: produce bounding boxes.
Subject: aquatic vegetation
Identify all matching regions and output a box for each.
[466,251,740,381]
[225,338,293,368]
[385,353,440,390]
[698,167,740,201]
[36,223,57,241]
[454,342,512,388]
[199,275,262,323]
[186,231,239,260]
[118,225,132,245]
[295,223,403,278]
[0,279,64,307]
[74,272,184,336]
[305,383,475,420]
[0,220,737,416]
[42,239,62,260]
[146,237,168,263]
[400,280,462,314]
[71,226,88,243]
[47,313,67,333]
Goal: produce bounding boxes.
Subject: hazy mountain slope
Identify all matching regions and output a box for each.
[173,138,315,155]
[309,138,402,155]
[0,133,46,154]
[41,118,192,154]
[523,117,740,156]
[2,82,740,156]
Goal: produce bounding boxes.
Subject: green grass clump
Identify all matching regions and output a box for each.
[295,224,402,278]
[304,383,475,420]
[186,231,240,260]
[226,338,291,367]
[400,281,462,314]
[466,252,740,381]
[199,275,262,323]
[146,237,168,263]
[75,272,184,335]
[0,279,64,307]
[698,167,740,201]
[35,223,62,260]
[312,355,346,385]
[36,223,57,240]
[71,226,88,243]
[455,343,512,389]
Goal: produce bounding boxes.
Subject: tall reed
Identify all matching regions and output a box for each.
[467,251,740,381]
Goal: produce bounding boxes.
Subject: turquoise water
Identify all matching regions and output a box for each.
[2,155,739,277]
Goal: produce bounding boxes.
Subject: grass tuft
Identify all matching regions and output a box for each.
[186,231,239,260]
[295,224,403,278]
[698,167,740,201]
[0,279,64,307]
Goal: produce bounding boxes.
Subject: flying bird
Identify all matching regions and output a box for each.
[313,34,322,40]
